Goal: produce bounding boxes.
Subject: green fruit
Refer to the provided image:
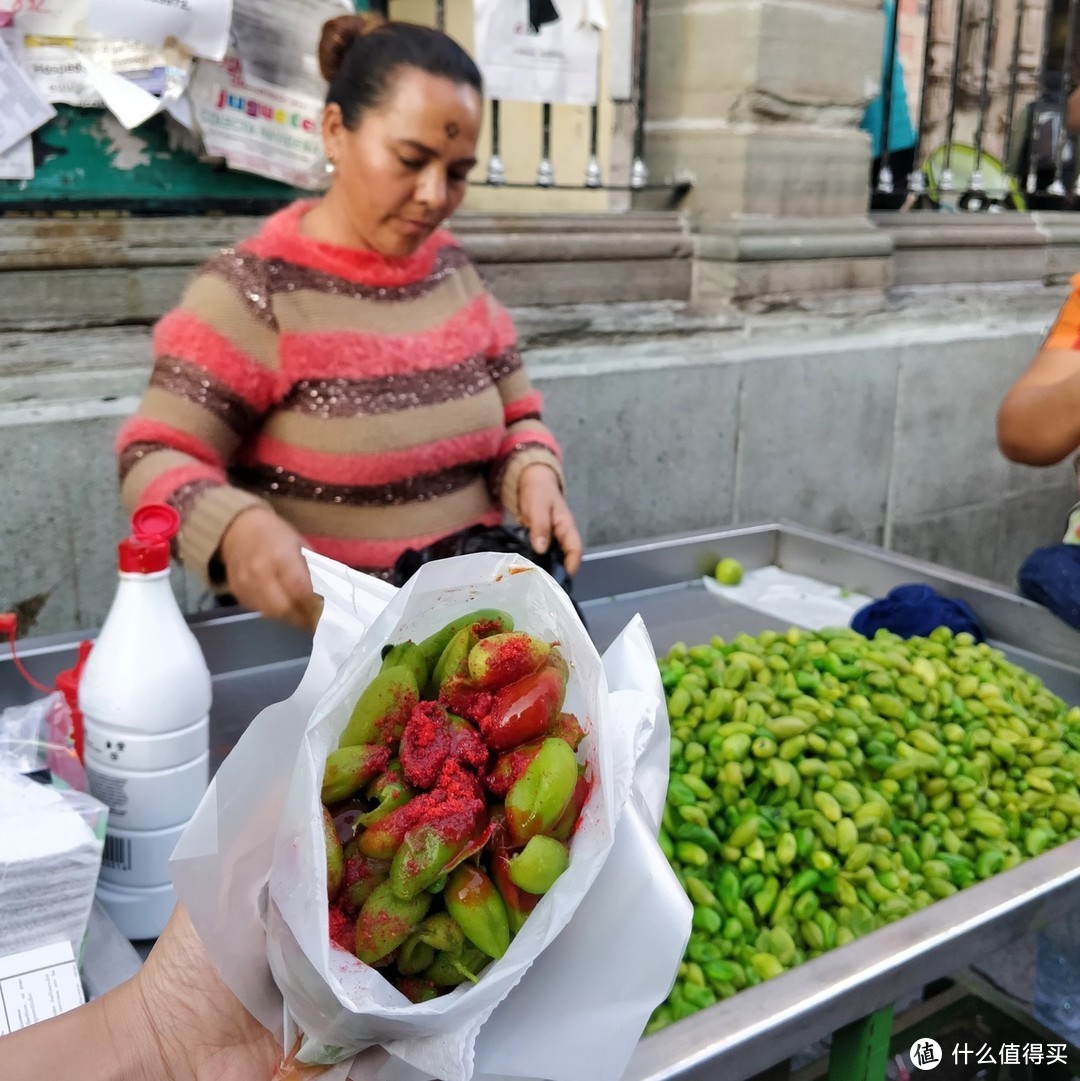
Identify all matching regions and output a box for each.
[714,558,744,586]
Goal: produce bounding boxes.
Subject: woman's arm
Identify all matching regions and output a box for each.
[482,296,583,572]
[118,252,318,627]
[997,348,1080,465]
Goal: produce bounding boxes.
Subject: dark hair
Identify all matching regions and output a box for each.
[318,13,483,129]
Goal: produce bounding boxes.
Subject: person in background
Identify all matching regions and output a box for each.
[862,0,917,209]
[116,13,582,630]
[997,278,1080,534]
[0,905,281,1080]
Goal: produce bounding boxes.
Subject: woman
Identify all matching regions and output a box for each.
[117,13,582,629]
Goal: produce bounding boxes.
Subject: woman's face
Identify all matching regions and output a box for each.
[323,66,483,257]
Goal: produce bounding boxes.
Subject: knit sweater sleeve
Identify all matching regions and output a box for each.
[115,250,280,586]
[484,294,565,518]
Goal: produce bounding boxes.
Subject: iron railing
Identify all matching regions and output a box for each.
[378,0,657,193]
[873,0,1080,210]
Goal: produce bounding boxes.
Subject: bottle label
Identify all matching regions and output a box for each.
[87,768,129,816]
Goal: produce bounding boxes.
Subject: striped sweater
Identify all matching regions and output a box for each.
[116,200,564,584]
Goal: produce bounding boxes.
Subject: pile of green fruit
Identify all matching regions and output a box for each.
[648,624,1080,1034]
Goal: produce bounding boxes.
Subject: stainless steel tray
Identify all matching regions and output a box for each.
[5,522,1080,1077]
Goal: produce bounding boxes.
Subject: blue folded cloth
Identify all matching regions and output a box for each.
[1018,544,1080,632]
[851,583,986,642]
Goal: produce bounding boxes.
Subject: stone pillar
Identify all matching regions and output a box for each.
[637,0,894,306]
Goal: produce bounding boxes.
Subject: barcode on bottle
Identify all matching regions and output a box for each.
[102,833,132,872]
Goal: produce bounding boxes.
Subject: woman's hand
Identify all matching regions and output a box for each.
[220,506,322,631]
[0,904,285,1081]
[516,463,583,575]
[135,905,284,1081]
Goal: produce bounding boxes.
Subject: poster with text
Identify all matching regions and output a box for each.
[188,54,326,189]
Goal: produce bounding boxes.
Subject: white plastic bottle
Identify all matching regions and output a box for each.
[80,504,211,939]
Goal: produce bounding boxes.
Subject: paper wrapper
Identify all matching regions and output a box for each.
[173,551,690,1081]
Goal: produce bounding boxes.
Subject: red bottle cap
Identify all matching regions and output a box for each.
[118,503,181,574]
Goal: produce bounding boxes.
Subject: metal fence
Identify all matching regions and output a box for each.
[378,0,654,195]
[873,0,1080,211]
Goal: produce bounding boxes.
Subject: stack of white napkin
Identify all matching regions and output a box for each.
[0,770,105,961]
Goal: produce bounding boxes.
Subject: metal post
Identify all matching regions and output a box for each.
[585,104,602,187]
[826,1006,895,1081]
[536,103,555,186]
[908,0,937,195]
[1049,0,1080,196]
[486,100,505,185]
[1001,0,1026,191]
[965,0,999,203]
[631,0,650,188]
[1029,0,1059,192]
[941,0,968,192]
[876,0,903,194]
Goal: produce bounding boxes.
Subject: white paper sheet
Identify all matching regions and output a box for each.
[703,565,874,631]
[473,0,603,107]
[87,0,232,61]
[0,35,55,153]
[173,552,688,1081]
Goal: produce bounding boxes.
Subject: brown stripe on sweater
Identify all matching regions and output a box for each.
[280,356,492,418]
[150,358,264,433]
[226,244,475,307]
[181,273,280,368]
[271,262,485,335]
[200,250,277,328]
[267,477,495,539]
[488,348,524,382]
[262,385,504,455]
[233,459,486,507]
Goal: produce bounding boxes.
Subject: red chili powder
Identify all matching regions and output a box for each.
[439,677,495,726]
[449,718,489,773]
[400,702,452,790]
[476,634,543,689]
[328,905,356,953]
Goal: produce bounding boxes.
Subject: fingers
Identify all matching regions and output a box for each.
[551,500,584,576]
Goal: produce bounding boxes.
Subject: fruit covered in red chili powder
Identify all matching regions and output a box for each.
[323,611,589,996]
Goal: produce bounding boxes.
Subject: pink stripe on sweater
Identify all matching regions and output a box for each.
[245,427,504,486]
[305,510,504,569]
[140,463,225,507]
[154,311,278,410]
[504,391,544,425]
[115,417,222,466]
[280,294,490,380]
[497,429,562,461]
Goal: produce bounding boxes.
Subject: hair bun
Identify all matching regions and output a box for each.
[318,12,387,83]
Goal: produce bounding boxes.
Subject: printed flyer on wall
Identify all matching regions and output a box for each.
[188,54,326,189]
